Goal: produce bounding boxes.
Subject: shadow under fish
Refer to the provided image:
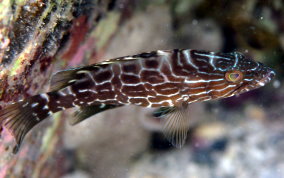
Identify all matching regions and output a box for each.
[0,49,275,153]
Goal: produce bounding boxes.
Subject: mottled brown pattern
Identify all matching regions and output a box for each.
[122,64,138,73]
[179,51,199,71]
[160,63,182,82]
[121,74,140,84]
[94,71,112,83]
[151,102,173,107]
[96,82,113,93]
[141,70,165,83]
[46,49,274,108]
[154,83,180,95]
[171,50,192,76]
[79,77,95,87]
[16,49,274,110]
[144,59,159,68]
[129,98,149,106]
[111,64,122,88]
[148,95,171,103]
[116,93,128,103]
[122,85,147,97]
[97,92,116,101]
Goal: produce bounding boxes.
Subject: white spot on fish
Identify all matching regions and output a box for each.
[258,81,265,86]
[68,79,77,83]
[40,94,50,102]
[22,102,29,107]
[100,104,106,108]
[31,103,39,108]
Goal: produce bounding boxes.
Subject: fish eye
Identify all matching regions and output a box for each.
[225,70,243,83]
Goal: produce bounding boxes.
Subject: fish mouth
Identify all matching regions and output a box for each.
[258,70,276,87]
[230,85,247,96]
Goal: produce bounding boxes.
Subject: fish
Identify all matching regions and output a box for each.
[0,49,275,153]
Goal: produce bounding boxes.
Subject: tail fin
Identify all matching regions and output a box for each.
[0,95,52,153]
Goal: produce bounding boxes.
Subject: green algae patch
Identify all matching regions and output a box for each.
[0,0,12,23]
[40,113,62,153]
[9,58,24,76]
[92,12,121,50]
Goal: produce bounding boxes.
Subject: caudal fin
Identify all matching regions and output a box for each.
[0,96,52,153]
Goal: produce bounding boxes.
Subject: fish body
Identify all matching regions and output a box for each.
[0,49,275,153]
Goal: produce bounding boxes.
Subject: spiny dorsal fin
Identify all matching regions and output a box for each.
[50,63,111,92]
[50,65,97,91]
[50,69,79,91]
[71,104,121,125]
[50,51,158,91]
[154,103,190,148]
[97,51,158,64]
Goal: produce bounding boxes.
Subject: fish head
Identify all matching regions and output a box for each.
[213,52,275,98]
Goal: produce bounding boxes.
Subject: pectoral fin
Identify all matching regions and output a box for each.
[152,106,175,118]
[153,104,190,148]
[71,104,122,125]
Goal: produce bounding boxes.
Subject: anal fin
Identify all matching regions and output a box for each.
[153,103,190,148]
[71,104,122,125]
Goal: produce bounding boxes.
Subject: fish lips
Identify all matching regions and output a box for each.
[258,69,276,87]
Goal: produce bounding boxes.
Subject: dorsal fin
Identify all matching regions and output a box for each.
[49,61,114,92]
[50,69,78,91]
[50,64,100,92]
[49,51,158,91]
